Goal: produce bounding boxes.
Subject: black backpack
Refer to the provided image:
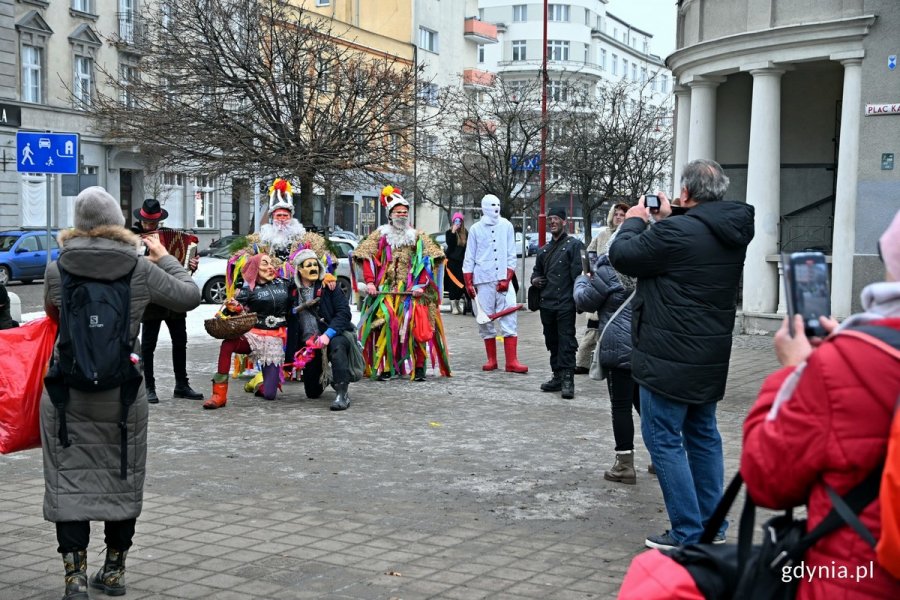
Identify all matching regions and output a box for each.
[44,263,143,480]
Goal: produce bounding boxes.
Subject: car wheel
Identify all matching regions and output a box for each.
[337,277,351,300]
[21,279,34,284]
[203,277,227,304]
[0,265,9,285]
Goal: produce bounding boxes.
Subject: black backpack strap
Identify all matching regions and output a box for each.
[701,472,744,543]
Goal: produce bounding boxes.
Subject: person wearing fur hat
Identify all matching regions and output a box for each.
[354,185,450,381]
[41,186,200,600]
[444,212,469,315]
[205,253,294,409]
[130,198,204,404]
[292,249,355,410]
[741,209,900,598]
[463,194,528,374]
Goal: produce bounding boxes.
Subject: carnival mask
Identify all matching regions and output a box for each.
[390,207,409,230]
[298,257,320,282]
[257,254,277,284]
[481,195,501,219]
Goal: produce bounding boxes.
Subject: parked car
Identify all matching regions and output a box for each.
[198,234,243,257]
[525,232,539,256]
[430,232,447,252]
[0,230,61,285]
[328,226,359,242]
[192,238,358,304]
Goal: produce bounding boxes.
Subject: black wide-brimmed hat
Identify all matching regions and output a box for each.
[133,198,169,222]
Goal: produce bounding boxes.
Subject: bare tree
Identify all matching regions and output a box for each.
[429,76,557,220]
[90,0,422,223]
[557,81,673,244]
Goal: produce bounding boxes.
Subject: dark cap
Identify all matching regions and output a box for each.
[548,207,567,220]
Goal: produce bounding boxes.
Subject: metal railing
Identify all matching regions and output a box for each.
[779,195,834,253]
[117,12,145,47]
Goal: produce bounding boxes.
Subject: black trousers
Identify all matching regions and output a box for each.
[301,334,352,398]
[606,367,641,452]
[141,315,188,390]
[56,519,136,554]
[539,307,578,371]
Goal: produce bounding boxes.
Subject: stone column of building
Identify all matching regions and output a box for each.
[742,67,785,314]
[831,58,863,318]
[686,76,725,160]
[672,86,691,193]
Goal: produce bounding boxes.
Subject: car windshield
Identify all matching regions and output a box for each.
[0,235,20,251]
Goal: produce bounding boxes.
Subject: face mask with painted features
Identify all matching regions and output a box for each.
[298,257,320,282]
[257,254,277,284]
[390,208,409,230]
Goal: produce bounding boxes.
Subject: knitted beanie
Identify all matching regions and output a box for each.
[74,186,125,231]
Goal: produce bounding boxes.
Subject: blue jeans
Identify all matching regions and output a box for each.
[640,386,727,544]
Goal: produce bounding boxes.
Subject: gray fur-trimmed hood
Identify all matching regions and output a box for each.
[57,225,142,280]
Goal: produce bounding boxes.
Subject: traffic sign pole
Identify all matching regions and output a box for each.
[46,174,52,271]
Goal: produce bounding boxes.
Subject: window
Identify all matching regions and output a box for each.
[512,4,527,22]
[316,56,329,92]
[547,40,569,61]
[643,39,650,54]
[19,236,39,253]
[419,82,439,106]
[632,64,638,81]
[512,40,526,61]
[660,74,668,93]
[622,58,628,79]
[316,0,330,5]
[71,0,93,13]
[119,63,138,107]
[22,45,42,103]
[162,172,185,228]
[641,67,647,84]
[161,2,173,29]
[548,81,568,102]
[477,44,485,63]
[420,133,437,156]
[611,53,618,75]
[419,27,438,53]
[389,134,400,161]
[600,48,607,71]
[74,56,93,108]
[613,27,618,40]
[548,4,569,22]
[506,80,526,101]
[584,8,590,25]
[192,176,215,229]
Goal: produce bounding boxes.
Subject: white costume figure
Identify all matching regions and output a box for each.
[462,194,528,373]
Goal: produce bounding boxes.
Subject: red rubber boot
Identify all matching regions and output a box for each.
[482,338,499,371]
[504,337,529,373]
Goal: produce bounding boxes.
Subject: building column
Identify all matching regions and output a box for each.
[742,68,785,314]
[831,59,862,318]
[686,76,725,160]
[672,85,691,194]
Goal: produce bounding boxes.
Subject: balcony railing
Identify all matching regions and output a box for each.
[464,17,498,44]
[116,11,145,47]
[779,195,835,254]
[463,68,495,88]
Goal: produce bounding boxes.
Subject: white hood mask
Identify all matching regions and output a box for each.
[480,194,501,226]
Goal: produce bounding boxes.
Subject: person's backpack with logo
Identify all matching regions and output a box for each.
[618,322,900,600]
[43,263,143,480]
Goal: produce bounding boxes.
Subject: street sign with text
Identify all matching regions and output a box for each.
[16,131,80,174]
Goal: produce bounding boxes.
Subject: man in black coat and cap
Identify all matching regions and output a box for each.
[131,198,203,403]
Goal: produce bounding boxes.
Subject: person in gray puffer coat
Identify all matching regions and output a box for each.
[573,250,642,484]
[40,186,201,600]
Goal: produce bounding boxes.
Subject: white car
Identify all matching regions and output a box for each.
[192,237,358,305]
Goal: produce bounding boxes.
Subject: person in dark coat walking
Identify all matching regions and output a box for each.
[530,207,584,399]
[445,212,469,315]
[609,159,754,550]
[41,187,201,600]
[574,252,640,483]
[292,249,356,410]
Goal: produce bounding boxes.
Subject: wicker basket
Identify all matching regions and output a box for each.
[204,312,257,340]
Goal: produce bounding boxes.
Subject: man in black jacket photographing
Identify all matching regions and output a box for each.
[609,159,755,550]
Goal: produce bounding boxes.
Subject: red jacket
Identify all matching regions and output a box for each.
[742,319,900,599]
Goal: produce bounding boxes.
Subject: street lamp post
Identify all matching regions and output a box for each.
[538,0,549,246]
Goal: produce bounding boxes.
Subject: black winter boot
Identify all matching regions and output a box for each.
[61,550,89,600]
[146,388,159,404]
[174,380,204,400]
[561,369,575,399]
[540,371,562,392]
[330,382,351,411]
[90,547,128,596]
[413,366,426,381]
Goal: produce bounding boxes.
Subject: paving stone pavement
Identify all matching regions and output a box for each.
[0,308,781,600]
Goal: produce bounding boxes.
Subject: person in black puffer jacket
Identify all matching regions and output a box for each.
[608,159,754,551]
[573,251,640,484]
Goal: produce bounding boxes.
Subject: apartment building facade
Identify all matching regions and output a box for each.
[1,0,235,242]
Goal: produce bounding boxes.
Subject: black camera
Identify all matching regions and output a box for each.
[644,194,660,213]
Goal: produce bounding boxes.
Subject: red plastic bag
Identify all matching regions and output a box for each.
[412,302,433,344]
[0,317,57,454]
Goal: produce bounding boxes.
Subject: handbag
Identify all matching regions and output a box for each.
[527,285,541,312]
[589,290,635,381]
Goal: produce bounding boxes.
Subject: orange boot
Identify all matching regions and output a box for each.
[482,338,498,371]
[504,337,528,373]
[203,376,228,410]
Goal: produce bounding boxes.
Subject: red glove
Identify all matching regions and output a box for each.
[464,273,476,298]
[496,268,514,293]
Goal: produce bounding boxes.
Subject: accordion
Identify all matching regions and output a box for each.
[146,228,199,268]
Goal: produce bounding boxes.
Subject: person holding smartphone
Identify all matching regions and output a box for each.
[609,159,755,550]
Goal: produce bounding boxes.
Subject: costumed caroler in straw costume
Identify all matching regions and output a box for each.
[228,178,336,390]
[204,253,293,409]
[354,185,450,381]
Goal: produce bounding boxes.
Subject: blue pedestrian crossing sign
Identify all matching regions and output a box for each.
[16,131,80,174]
[890,55,897,71]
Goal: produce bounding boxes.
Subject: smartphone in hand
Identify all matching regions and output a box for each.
[581,250,593,275]
[783,252,830,337]
[645,194,661,213]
